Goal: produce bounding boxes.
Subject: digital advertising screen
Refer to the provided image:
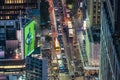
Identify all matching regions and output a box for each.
[24,21,35,57]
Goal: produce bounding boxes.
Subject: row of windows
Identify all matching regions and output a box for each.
[92,2,101,25]
[0,10,26,15]
[0,4,37,9]
[6,29,16,40]
[5,0,25,4]
[1,5,25,9]
[92,18,100,25]
[0,15,20,20]
[4,0,37,4]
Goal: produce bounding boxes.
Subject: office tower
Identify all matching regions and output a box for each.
[87,0,101,28]
[26,55,48,80]
[0,20,22,60]
[77,0,101,77]
[0,0,39,20]
[100,0,120,80]
[0,19,40,77]
[0,19,31,75]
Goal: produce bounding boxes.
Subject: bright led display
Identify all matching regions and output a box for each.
[24,21,35,57]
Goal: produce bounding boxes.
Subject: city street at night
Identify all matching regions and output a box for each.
[0,0,119,80]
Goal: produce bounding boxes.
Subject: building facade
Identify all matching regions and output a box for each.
[26,56,48,80]
[0,18,33,61]
[87,0,101,28]
[0,60,25,74]
[0,20,22,60]
[78,0,101,78]
[100,0,120,80]
[0,0,39,20]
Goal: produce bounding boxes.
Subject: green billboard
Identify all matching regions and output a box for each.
[24,21,35,57]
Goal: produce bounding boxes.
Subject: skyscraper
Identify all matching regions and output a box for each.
[77,0,101,78]
[100,0,120,80]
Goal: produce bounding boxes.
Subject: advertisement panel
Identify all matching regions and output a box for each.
[24,21,35,57]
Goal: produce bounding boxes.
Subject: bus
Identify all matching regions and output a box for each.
[54,38,60,51]
[68,29,74,37]
[67,21,72,29]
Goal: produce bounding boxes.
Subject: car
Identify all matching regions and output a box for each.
[60,43,64,48]
[55,11,59,15]
[56,54,62,59]
[64,69,69,74]
[71,75,75,80]
[74,72,79,77]
[62,54,67,63]
[59,40,63,44]
[62,58,67,63]
[55,13,59,16]
[58,30,62,33]
[94,77,99,80]
[56,17,60,21]
[58,35,62,38]
[57,27,62,31]
[57,22,61,26]
[58,37,62,41]
[58,30,62,36]
[67,13,70,18]
[58,33,62,36]
[59,6,63,9]
[62,54,66,58]
[66,9,71,13]
[61,47,64,50]
[61,50,64,53]
[54,7,58,11]
[57,25,61,28]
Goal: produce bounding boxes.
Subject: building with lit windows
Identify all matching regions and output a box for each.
[87,0,101,28]
[78,0,101,77]
[26,55,48,80]
[100,0,120,80]
[0,20,23,60]
[0,0,41,75]
[0,60,25,74]
[0,0,39,20]
[0,19,31,75]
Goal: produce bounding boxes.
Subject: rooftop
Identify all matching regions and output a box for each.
[86,28,100,66]
[87,28,100,43]
[41,42,51,50]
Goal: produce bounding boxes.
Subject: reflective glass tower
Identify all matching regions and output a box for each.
[100,0,120,80]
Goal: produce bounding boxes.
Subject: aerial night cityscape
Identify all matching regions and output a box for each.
[0,0,119,80]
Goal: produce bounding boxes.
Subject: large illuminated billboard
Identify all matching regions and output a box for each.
[24,21,35,57]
